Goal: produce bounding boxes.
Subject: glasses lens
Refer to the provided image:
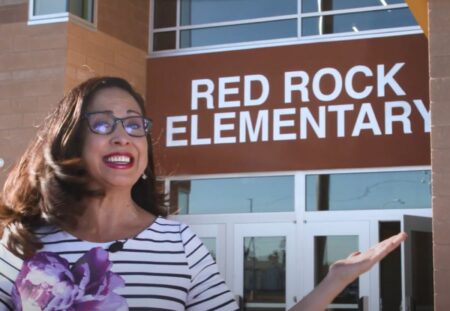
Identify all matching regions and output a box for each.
[87,113,114,134]
[123,116,148,136]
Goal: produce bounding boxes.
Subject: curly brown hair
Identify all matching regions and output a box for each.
[0,77,166,259]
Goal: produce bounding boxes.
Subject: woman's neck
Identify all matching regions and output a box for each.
[65,190,155,242]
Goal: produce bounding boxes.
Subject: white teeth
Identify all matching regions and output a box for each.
[106,155,131,163]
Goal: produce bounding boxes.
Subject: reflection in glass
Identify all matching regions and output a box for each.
[306,170,431,211]
[302,0,405,13]
[315,236,358,310]
[68,0,94,22]
[34,0,67,15]
[180,19,297,48]
[153,31,176,51]
[302,8,416,36]
[181,0,296,26]
[201,237,217,261]
[154,0,176,28]
[170,176,294,215]
[244,236,286,311]
[34,0,94,21]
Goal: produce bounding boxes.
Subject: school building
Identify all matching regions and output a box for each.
[0,1,448,310]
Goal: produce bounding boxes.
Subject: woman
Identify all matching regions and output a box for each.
[0,77,406,311]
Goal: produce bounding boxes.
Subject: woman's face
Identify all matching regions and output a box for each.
[81,87,148,191]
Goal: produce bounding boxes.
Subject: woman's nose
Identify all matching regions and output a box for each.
[111,123,131,145]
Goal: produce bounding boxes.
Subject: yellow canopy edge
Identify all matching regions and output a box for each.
[405,0,428,38]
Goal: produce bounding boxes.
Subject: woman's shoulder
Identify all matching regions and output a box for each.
[137,216,193,240]
[150,216,186,231]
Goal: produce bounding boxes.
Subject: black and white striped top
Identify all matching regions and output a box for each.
[0,217,238,311]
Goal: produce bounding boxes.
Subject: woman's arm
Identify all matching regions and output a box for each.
[290,232,407,311]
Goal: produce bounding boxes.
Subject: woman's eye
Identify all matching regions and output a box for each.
[127,123,141,130]
[93,122,112,132]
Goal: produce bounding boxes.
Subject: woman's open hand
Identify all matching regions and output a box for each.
[291,232,407,311]
[328,232,408,286]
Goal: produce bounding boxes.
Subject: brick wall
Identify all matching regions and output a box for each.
[429,0,450,309]
[0,1,148,187]
[65,22,147,96]
[97,0,149,52]
[0,3,67,186]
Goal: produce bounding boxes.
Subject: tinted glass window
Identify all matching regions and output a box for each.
[306,170,431,211]
[154,0,177,28]
[180,19,297,48]
[181,0,297,26]
[302,8,416,36]
[302,0,405,13]
[170,176,294,214]
[34,0,66,15]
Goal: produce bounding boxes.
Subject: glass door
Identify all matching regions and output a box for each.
[234,222,297,311]
[304,221,371,311]
[189,224,227,278]
[401,215,433,311]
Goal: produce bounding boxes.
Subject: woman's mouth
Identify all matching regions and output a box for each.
[103,153,134,169]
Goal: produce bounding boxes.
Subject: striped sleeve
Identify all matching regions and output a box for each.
[0,244,20,311]
[180,224,238,311]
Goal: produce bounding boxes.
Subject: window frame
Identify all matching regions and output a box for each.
[28,0,97,28]
[149,0,421,57]
[163,165,431,217]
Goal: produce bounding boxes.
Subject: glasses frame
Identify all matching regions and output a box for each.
[83,112,152,137]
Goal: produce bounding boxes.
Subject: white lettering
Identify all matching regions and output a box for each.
[273,108,297,141]
[352,103,382,136]
[328,104,355,137]
[218,76,240,108]
[377,63,406,97]
[191,79,214,110]
[284,71,310,103]
[214,112,237,144]
[244,74,269,107]
[239,110,269,142]
[413,99,431,133]
[345,65,373,99]
[385,101,412,135]
[166,115,188,146]
[191,114,211,145]
[300,106,326,139]
[313,67,342,101]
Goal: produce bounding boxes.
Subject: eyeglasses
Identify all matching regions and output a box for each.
[84,112,152,137]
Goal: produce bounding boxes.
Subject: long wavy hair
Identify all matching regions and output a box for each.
[0,77,166,259]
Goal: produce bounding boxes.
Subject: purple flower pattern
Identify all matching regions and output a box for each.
[12,247,128,311]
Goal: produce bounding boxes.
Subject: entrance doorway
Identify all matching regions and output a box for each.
[234,223,297,311]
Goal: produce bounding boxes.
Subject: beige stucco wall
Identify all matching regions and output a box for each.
[429,0,450,309]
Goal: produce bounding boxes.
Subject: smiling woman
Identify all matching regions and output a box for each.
[0,77,239,310]
[0,76,406,311]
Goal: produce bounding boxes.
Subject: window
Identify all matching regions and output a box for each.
[306,170,431,211]
[151,0,419,54]
[29,0,95,25]
[169,175,294,215]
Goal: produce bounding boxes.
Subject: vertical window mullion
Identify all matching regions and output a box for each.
[148,0,155,53]
[298,0,302,39]
[176,0,180,50]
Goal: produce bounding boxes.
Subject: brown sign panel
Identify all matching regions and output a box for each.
[147,35,429,176]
